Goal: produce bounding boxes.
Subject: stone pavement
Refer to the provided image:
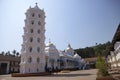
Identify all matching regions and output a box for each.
[0,69,97,80]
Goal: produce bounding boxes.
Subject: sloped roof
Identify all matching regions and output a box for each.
[110,24,120,51]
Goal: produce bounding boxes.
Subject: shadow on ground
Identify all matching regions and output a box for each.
[48,73,92,77]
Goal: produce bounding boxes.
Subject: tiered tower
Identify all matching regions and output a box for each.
[20,3,46,73]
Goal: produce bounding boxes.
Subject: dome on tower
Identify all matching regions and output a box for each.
[46,41,54,47]
[34,3,41,10]
[45,41,57,51]
[66,44,72,50]
[27,3,42,11]
[45,41,59,58]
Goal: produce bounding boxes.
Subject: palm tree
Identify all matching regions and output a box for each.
[12,50,16,56]
[1,51,5,55]
[7,51,11,55]
[5,52,8,56]
[16,52,19,57]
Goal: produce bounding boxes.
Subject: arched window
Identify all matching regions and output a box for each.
[38,21,41,25]
[30,37,33,42]
[37,57,40,63]
[30,29,33,33]
[37,29,40,34]
[32,13,35,17]
[29,47,32,52]
[28,57,32,63]
[38,14,41,18]
[37,47,40,53]
[31,20,34,25]
[37,38,40,43]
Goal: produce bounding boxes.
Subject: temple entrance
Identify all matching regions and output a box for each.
[0,63,7,74]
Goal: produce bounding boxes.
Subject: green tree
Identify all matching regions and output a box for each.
[96,56,109,77]
[16,52,19,57]
[1,51,5,55]
[74,41,111,58]
[12,50,16,56]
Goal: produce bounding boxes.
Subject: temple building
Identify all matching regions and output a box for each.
[45,41,60,71]
[45,41,84,71]
[20,4,84,74]
[107,24,120,68]
[107,43,120,68]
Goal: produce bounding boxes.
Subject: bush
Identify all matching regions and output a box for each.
[96,56,109,77]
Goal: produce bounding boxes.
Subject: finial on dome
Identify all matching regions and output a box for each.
[34,2,39,8]
[68,43,71,48]
[35,2,38,6]
[29,6,31,9]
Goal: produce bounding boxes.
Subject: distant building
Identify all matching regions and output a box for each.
[45,41,60,71]
[84,57,98,69]
[45,41,84,71]
[0,55,20,74]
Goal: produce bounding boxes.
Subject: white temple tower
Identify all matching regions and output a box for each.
[20,3,46,73]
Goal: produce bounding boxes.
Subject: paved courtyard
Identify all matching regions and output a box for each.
[0,69,97,80]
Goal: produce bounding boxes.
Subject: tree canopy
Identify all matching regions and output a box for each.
[74,41,111,58]
[0,50,20,57]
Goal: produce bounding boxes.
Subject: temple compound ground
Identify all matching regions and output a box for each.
[0,69,97,80]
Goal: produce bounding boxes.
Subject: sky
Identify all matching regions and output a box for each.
[0,0,120,52]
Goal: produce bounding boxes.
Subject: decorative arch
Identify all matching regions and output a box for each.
[30,37,33,42]
[37,57,40,63]
[32,13,35,17]
[37,47,40,53]
[28,56,32,63]
[29,47,32,52]
[37,29,40,34]
[37,38,40,43]
[31,20,34,25]
[38,21,41,25]
[30,29,33,33]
